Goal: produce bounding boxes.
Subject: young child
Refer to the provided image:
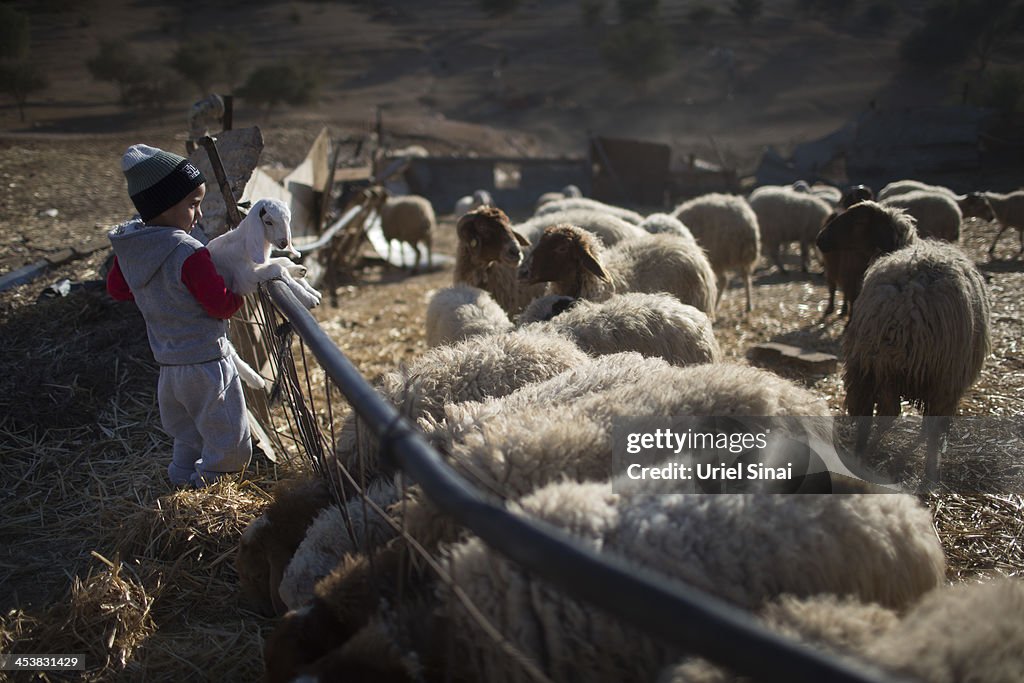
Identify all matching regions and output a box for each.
[107,143,251,487]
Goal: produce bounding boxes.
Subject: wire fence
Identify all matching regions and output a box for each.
[236,277,907,683]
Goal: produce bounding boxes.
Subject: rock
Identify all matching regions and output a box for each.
[748,342,838,376]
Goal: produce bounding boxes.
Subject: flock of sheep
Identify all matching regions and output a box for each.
[238,177,1024,681]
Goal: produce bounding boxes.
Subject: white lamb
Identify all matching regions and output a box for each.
[205,198,322,388]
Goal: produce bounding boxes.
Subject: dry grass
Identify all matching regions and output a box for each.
[1,203,1022,680]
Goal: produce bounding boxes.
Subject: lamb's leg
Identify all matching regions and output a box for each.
[1017,227,1023,258]
[229,344,266,389]
[799,239,810,274]
[988,224,1010,257]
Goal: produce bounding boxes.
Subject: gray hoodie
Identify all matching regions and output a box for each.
[108,219,230,365]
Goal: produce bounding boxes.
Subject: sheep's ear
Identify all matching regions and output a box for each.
[579,243,609,281]
[512,230,530,247]
[457,216,481,252]
[246,217,267,264]
[869,216,898,253]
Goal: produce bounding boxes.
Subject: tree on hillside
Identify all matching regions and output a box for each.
[479,0,519,16]
[87,39,148,104]
[600,18,673,85]
[236,62,320,113]
[0,4,30,60]
[0,5,48,121]
[0,61,48,122]
[599,0,672,86]
[731,0,763,25]
[171,35,247,95]
[901,0,1024,71]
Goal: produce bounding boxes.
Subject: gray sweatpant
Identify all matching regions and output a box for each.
[158,357,252,486]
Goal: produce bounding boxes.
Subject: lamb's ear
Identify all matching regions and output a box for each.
[246,217,267,264]
[579,243,609,281]
[512,230,530,247]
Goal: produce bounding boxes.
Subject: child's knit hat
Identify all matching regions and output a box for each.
[122,144,206,222]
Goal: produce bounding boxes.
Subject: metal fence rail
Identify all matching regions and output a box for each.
[258,278,908,683]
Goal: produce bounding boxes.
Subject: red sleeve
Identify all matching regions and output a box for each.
[106,255,135,301]
[181,248,245,319]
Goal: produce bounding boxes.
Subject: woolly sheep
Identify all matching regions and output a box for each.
[876,178,956,201]
[519,292,721,367]
[878,179,996,223]
[380,194,436,271]
[793,179,842,206]
[673,193,761,312]
[834,206,990,482]
[519,224,718,317]
[430,474,944,683]
[815,200,918,320]
[454,206,544,316]
[516,207,648,247]
[972,190,1024,257]
[333,328,589,491]
[534,183,583,210]
[425,284,512,347]
[748,186,833,274]
[264,359,848,678]
[277,479,399,612]
[664,579,1024,683]
[235,477,333,617]
[534,196,644,224]
[453,189,493,217]
[881,189,962,241]
[637,212,699,247]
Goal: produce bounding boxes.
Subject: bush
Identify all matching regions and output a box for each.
[0,4,30,60]
[731,0,762,25]
[581,0,604,27]
[170,35,247,95]
[0,60,48,121]
[984,68,1024,115]
[478,0,519,16]
[617,0,659,22]
[688,5,715,27]
[600,18,673,84]
[236,62,321,111]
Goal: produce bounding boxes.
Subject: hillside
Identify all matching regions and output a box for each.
[0,0,970,170]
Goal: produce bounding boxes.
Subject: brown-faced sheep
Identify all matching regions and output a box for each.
[453,206,544,316]
[517,223,717,317]
[235,476,333,617]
